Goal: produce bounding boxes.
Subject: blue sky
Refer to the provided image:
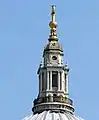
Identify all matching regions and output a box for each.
[0,0,99,120]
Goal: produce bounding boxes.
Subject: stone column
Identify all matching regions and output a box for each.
[60,72,63,90]
[47,71,49,90]
[58,71,60,90]
[50,71,52,90]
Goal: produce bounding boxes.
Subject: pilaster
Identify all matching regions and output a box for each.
[58,71,60,90]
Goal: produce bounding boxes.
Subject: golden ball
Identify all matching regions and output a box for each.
[49,21,58,28]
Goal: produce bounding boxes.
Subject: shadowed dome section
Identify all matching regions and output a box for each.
[22,111,84,120]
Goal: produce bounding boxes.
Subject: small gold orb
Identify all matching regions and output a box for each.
[49,21,58,28]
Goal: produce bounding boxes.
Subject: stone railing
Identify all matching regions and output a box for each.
[34,96,73,106]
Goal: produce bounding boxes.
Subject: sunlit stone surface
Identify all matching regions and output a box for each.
[22,111,84,120]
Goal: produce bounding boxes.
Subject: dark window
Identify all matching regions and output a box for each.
[53,94,57,97]
[39,74,40,91]
[42,72,44,91]
[52,56,57,60]
[65,74,67,92]
[52,71,58,87]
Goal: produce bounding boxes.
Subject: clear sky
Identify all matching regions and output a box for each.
[0,0,98,120]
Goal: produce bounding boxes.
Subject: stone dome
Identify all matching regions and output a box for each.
[22,111,84,120]
[44,41,63,52]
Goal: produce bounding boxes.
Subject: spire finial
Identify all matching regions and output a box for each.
[51,5,56,22]
[49,5,58,41]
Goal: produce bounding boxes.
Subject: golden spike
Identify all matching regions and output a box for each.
[52,5,56,22]
[49,5,58,40]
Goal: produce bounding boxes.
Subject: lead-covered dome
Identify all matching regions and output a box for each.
[22,111,84,120]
